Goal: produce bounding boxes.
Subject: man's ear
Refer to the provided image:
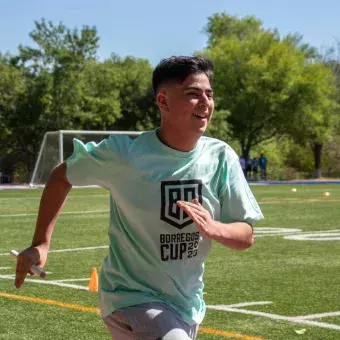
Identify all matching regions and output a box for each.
[156,91,169,112]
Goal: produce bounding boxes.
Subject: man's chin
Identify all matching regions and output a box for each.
[194,124,208,137]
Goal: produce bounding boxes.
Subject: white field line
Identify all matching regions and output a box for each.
[294,312,340,320]
[52,278,89,283]
[206,305,340,331]
[255,229,340,238]
[0,267,10,270]
[0,194,108,201]
[256,234,300,238]
[0,210,109,218]
[254,228,302,234]
[225,301,273,308]
[258,199,340,204]
[0,245,109,256]
[46,246,109,254]
[255,229,340,234]
[284,232,340,241]
[0,274,88,290]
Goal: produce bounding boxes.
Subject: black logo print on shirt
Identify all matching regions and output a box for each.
[160,180,203,261]
[160,180,203,229]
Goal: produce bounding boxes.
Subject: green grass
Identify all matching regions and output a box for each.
[0,185,339,339]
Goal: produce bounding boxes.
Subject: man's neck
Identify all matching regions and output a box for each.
[157,126,199,152]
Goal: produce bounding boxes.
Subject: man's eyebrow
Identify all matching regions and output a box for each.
[183,86,214,92]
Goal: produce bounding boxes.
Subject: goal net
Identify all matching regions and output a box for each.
[29,130,142,187]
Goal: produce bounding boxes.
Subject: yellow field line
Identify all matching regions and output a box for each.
[199,327,266,340]
[0,292,99,313]
[0,292,266,340]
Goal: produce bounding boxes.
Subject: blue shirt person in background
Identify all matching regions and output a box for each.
[259,153,268,181]
[14,56,263,340]
[252,158,259,181]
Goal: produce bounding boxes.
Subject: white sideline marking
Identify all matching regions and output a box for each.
[0,245,109,256]
[225,301,273,308]
[284,232,340,241]
[294,311,340,320]
[206,305,340,331]
[0,210,109,218]
[52,278,89,283]
[47,246,109,254]
[254,228,301,234]
[0,194,108,201]
[0,274,89,290]
[255,229,340,240]
[0,267,10,270]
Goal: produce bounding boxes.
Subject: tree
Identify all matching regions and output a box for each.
[1,20,160,181]
[15,19,100,130]
[0,19,102,181]
[313,41,340,177]
[201,14,338,177]
[107,55,159,131]
[204,13,264,47]
[17,19,99,72]
[0,58,25,142]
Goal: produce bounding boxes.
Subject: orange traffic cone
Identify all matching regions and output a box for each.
[88,267,98,292]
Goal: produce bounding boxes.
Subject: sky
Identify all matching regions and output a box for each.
[1,0,340,66]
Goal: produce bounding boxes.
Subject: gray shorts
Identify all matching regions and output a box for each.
[102,302,198,340]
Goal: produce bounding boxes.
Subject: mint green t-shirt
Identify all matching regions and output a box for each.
[66,129,263,325]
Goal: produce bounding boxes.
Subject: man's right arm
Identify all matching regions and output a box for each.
[15,162,72,288]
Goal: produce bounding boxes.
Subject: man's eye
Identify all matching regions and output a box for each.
[187,92,199,97]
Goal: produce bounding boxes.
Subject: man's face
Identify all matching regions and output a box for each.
[157,73,214,137]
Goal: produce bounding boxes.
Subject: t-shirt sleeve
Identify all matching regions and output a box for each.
[65,135,131,188]
[219,150,264,225]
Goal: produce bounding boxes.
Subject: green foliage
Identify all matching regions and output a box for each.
[0,20,158,182]
[201,13,339,179]
[204,13,265,47]
[17,19,99,72]
[323,135,340,177]
[205,109,230,142]
[252,137,315,180]
[0,62,25,141]
[1,15,340,181]
[105,55,159,131]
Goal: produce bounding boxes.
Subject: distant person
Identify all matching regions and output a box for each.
[252,158,259,181]
[14,56,263,340]
[259,153,268,180]
[239,156,246,178]
[246,157,253,180]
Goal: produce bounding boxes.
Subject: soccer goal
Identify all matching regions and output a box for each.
[29,130,142,187]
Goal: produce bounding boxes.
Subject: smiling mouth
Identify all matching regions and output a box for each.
[193,113,208,119]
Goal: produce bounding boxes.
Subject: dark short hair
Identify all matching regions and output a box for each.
[152,56,213,95]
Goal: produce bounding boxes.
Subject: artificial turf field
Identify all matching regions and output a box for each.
[0,184,339,340]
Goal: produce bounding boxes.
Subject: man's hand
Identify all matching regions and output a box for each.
[14,162,72,289]
[15,245,48,289]
[177,198,216,238]
[177,198,254,250]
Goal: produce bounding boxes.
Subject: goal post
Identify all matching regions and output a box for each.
[30,130,142,187]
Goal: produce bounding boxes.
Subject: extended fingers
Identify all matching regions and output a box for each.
[181,207,204,226]
[177,200,202,211]
[193,198,201,206]
[178,201,208,219]
[15,254,32,288]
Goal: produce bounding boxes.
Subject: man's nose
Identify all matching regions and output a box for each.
[199,93,209,107]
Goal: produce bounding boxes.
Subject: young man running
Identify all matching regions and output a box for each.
[15,56,263,339]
